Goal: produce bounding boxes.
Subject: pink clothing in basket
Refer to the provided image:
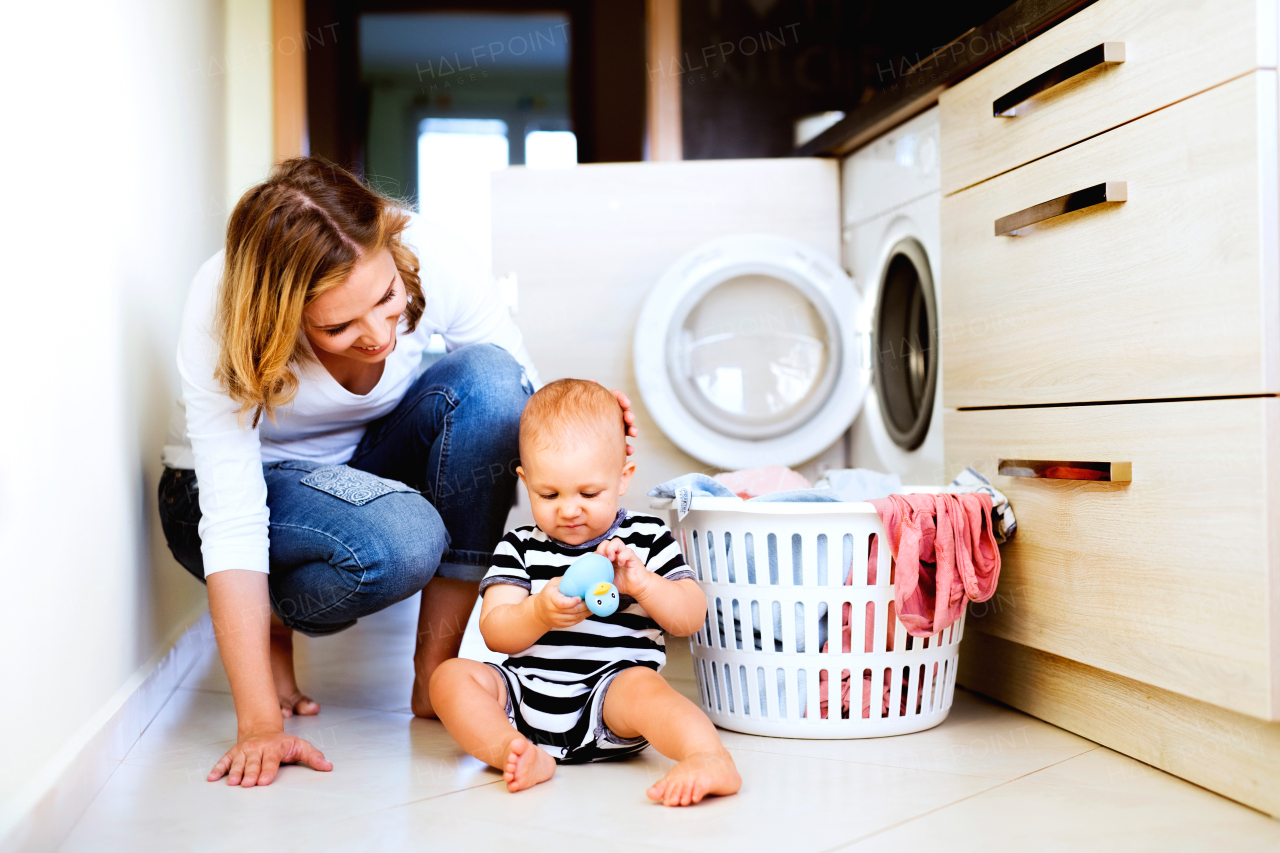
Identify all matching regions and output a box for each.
[818,493,1002,719]
[713,466,810,499]
[869,492,1001,638]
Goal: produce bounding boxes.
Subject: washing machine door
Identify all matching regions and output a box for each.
[634,234,867,469]
[862,232,943,483]
[871,237,937,450]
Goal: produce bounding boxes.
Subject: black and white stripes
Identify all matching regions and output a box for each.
[478,512,695,761]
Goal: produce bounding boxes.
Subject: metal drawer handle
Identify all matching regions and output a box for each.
[994,181,1126,236]
[994,42,1125,117]
[998,459,1132,482]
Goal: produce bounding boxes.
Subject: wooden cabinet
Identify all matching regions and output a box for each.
[942,72,1280,409]
[940,0,1275,194]
[946,397,1280,719]
[940,0,1280,817]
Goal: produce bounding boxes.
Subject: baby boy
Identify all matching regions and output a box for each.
[430,379,741,806]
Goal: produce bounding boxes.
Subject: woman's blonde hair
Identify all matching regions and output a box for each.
[215,157,424,427]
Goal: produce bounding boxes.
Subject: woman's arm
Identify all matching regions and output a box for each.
[177,255,329,786]
[204,572,332,786]
[479,581,590,654]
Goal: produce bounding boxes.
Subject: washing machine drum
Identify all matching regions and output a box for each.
[634,234,867,470]
[869,237,938,452]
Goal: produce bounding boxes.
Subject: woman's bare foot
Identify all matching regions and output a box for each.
[269,620,319,718]
[503,736,556,792]
[646,750,741,807]
[411,578,480,719]
[410,672,434,718]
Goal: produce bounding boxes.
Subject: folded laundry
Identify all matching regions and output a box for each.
[647,473,737,520]
[647,473,840,520]
[648,472,737,499]
[812,468,903,503]
[713,465,810,499]
[749,488,841,503]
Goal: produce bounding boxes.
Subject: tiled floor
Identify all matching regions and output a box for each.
[61,596,1280,852]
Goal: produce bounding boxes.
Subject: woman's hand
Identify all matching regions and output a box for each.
[532,577,591,629]
[208,728,333,787]
[608,388,639,456]
[597,537,654,602]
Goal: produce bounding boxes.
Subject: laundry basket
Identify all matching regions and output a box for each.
[654,491,963,739]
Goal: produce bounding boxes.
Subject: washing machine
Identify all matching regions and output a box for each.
[633,233,869,471]
[631,110,942,480]
[842,106,944,484]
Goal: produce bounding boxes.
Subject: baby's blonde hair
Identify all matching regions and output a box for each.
[520,379,625,463]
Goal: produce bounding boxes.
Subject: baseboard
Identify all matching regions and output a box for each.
[0,604,211,852]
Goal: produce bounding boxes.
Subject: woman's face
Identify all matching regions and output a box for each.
[303,248,407,363]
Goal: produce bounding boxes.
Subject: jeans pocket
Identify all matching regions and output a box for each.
[300,464,420,506]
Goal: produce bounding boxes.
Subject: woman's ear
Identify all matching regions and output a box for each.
[616,459,637,497]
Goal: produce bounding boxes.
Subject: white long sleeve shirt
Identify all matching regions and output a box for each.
[161,215,539,577]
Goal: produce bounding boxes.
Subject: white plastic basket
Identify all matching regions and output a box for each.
[654,492,963,739]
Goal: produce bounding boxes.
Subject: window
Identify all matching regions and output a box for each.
[417,118,510,267]
[524,130,577,169]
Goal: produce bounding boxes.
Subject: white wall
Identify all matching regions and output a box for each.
[0,0,239,831]
[225,0,276,211]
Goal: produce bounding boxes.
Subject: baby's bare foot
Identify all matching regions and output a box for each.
[647,750,741,807]
[504,736,556,792]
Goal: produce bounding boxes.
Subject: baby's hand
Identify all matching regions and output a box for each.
[533,577,591,629]
[597,538,654,600]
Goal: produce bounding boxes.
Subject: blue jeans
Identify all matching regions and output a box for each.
[158,344,532,636]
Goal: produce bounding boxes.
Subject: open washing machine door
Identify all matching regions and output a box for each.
[860,226,944,483]
[634,234,867,470]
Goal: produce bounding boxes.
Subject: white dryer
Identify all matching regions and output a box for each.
[633,233,869,470]
[842,106,944,484]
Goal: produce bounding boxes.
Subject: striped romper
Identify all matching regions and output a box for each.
[478,510,695,764]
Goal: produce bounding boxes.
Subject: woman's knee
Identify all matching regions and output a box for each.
[448,345,531,419]
[362,494,449,593]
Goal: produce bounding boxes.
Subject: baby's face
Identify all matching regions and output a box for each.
[518,437,636,546]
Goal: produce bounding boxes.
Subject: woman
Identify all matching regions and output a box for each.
[158,158,635,788]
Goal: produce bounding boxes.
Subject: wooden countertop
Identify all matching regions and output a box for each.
[793,0,1099,158]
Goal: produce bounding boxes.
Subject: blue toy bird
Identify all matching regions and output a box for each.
[558,552,620,617]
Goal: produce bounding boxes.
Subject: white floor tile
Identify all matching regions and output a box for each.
[359,747,1003,852]
[714,688,1096,780]
[65,711,501,851]
[64,592,1280,851]
[286,807,677,853]
[846,747,1280,852]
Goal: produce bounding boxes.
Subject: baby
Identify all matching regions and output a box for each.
[430,379,741,806]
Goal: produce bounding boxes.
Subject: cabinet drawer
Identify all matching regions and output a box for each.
[945,397,1280,720]
[941,72,1279,410]
[939,0,1275,194]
